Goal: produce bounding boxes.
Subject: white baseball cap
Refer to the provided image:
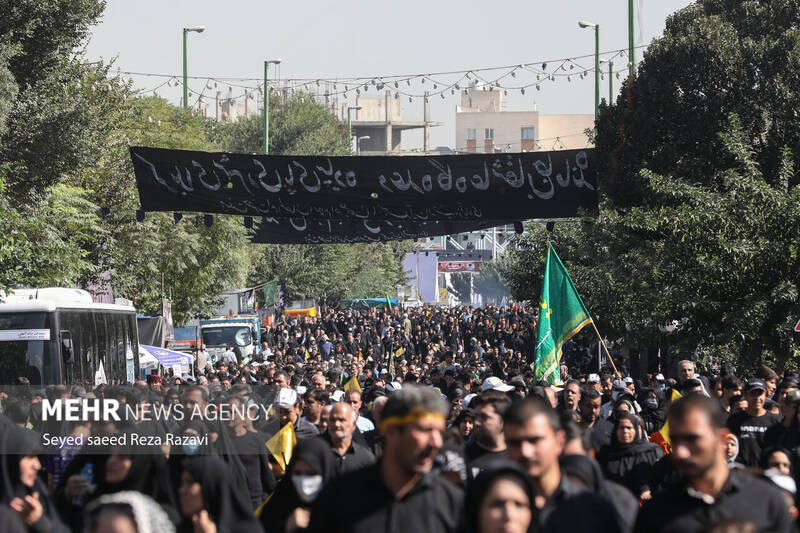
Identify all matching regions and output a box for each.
[588,373,600,383]
[275,388,298,409]
[331,390,345,402]
[482,376,514,392]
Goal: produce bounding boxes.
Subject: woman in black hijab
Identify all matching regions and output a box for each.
[462,460,535,533]
[179,455,263,533]
[637,387,666,435]
[597,411,663,499]
[259,437,337,533]
[0,425,68,533]
[91,442,180,525]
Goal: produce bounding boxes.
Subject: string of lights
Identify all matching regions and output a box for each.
[113,45,647,105]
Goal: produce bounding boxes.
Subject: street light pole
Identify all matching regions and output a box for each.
[579,21,600,118]
[357,136,370,155]
[629,0,635,79]
[347,106,361,154]
[263,59,281,154]
[182,27,205,110]
[609,60,613,103]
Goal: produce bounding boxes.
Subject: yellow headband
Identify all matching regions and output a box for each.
[379,409,445,434]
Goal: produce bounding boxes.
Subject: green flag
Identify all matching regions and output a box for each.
[263,280,279,307]
[533,243,592,384]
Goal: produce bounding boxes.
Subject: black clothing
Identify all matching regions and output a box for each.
[538,474,622,532]
[464,439,508,477]
[0,506,25,533]
[726,410,781,467]
[0,426,68,533]
[319,433,376,475]
[586,417,614,453]
[308,463,463,533]
[598,439,664,496]
[260,437,339,533]
[228,430,277,509]
[179,455,263,533]
[635,470,792,533]
[560,454,638,533]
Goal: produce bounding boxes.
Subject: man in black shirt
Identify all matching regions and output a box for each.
[503,397,621,532]
[636,395,791,532]
[726,378,781,466]
[465,389,510,477]
[309,384,463,533]
[226,395,277,509]
[321,402,375,474]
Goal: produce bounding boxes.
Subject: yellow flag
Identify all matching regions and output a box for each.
[266,422,297,473]
[344,375,362,393]
[394,347,404,357]
[303,348,310,361]
[650,388,682,447]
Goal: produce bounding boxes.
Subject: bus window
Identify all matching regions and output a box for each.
[0,312,53,385]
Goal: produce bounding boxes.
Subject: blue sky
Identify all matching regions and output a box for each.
[87,0,695,150]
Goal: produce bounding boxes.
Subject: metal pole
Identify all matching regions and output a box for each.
[629,0,635,78]
[594,25,600,118]
[609,61,613,104]
[492,226,497,260]
[264,61,269,154]
[182,30,188,109]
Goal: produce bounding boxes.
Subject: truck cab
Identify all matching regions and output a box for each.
[199,316,261,361]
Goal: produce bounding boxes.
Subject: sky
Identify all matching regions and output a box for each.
[86,0,695,150]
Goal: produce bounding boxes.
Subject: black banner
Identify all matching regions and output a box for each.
[130,147,598,222]
[249,217,518,244]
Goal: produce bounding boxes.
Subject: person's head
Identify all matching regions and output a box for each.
[614,412,638,445]
[721,376,742,400]
[105,449,133,485]
[312,372,327,390]
[273,370,290,390]
[345,389,362,414]
[328,402,357,444]
[724,434,739,462]
[561,417,591,456]
[276,388,301,427]
[465,463,535,533]
[183,386,208,419]
[319,404,333,434]
[147,374,162,393]
[562,380,580,410]
[680,378,704,396]
[757,365,778,397]
[743,379,767,415]
[456,408,475,440]
[380,384,448,476]
[668,395,728,479]
[303,388,327,421]
[678,360,695,383]
[578,389,602,425]
[762,447,792,476]
[503,398,564,480]
[729,394,747,413]
[472,390,512,449]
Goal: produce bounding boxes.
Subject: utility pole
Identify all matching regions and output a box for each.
[263,59,281,154]
[629,0,635,78]
[182,27,205,110]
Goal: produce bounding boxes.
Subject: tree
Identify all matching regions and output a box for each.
[503,0,800,373]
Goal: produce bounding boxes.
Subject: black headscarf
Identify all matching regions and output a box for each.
[462,460,535,533]
[180,455,263,533]
[93,442,179,525]
[259,437,338,533]
[0,425,68,532]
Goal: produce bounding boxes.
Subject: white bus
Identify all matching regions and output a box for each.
[0,288,139,386]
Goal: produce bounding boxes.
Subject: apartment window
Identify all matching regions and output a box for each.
[521,127,535,140]
[484,128,494,140]
[466,128,476,140]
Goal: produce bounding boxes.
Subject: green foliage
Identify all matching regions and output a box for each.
[211,92,351,156]
[504,0,800,374]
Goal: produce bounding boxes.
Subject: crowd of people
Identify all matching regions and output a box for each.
[0,304,799,532]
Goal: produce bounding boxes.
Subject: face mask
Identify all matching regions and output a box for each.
[645,399,658,410]
[292,475,323,503]
[182,442,200,455]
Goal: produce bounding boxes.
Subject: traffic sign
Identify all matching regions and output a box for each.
[795,319,800,332]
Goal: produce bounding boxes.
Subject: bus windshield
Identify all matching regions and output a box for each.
[201,326,252,347]
[0,312,55,385]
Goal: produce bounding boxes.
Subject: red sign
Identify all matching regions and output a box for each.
[795,319,800,332]
[438,261,480,273]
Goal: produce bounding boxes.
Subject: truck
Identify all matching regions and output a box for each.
[198,316,262,361]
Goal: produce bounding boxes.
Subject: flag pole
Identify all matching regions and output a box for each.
[589,319,621,378]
